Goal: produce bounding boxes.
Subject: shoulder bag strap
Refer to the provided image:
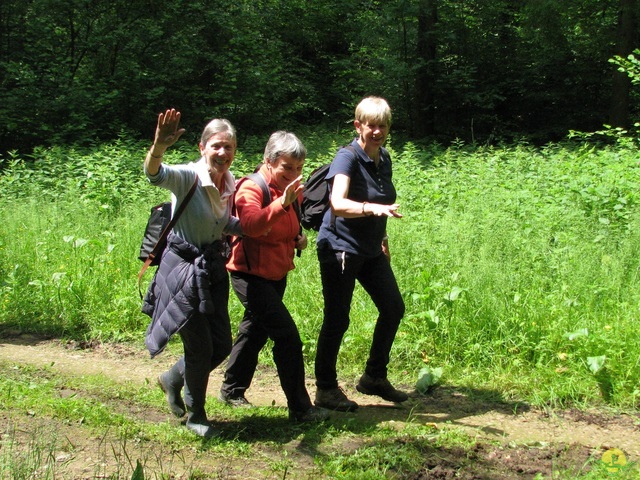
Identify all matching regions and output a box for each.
[138,175,199,295]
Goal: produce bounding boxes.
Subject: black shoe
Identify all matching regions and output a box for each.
[158,373,186,417]
[218,391,253,408]
[288,406,330,423]
[315,387,358,412]
[356,373,408,403]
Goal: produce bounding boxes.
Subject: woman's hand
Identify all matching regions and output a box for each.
[280,175,304,208]
[382,236,391,261]
[330,174,402,218]
[365,202,403,218]
[153,109,186,152]
[295,232,308,251]
[146,109,186,175]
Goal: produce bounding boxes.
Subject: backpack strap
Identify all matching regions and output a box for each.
[325,144,359,228]
[244,171,302,257]
[232,171,302,264]
[248,170,301,222]
[259,172,302,257]
[138,175,198,296]
[247,172,271,206]
[291,199,302,257]
[232,172,271,271]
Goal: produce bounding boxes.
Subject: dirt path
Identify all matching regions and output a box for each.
[2,334,639,478]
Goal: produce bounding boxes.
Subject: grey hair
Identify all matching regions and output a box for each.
[200,118,236,146]
[263,131,306,164]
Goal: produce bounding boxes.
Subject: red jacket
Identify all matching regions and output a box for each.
[227,163,302,281]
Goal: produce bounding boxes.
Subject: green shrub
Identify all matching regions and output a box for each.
[2,137,640,408]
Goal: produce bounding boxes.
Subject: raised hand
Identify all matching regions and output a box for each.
[280,175,304,208]
[146,109,187,175]
[153,108,186,151]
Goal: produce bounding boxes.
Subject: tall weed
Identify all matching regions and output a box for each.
[1,138,640,407]
[393,141,640,406]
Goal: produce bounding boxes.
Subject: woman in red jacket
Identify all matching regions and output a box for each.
[220,131,328,422]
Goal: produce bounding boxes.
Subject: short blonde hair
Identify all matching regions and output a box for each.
[355,96,392,126]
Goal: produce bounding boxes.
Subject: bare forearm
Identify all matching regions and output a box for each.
[331,198,402,218]
[331,198,372,218]
[144,146,166,176]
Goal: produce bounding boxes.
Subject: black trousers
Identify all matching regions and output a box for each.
[168,273,232,417]
[220,271,312,413]
[314,249,405,390]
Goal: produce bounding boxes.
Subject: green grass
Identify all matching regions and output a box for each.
[2,137,640,408]
[0,359,436,479]
[4,358,637,478]
[2,136,640,478]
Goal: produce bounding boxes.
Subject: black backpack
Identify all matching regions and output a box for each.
[300,163,331,231]
[137,175,198,294]
[300,145,357,231]
[138,176,198,267]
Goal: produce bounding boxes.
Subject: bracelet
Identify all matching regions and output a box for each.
[362,202,368,216]
[149,149,163,159]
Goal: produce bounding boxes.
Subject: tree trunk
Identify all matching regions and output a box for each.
[415,0,438,137]
[609,0,637,128]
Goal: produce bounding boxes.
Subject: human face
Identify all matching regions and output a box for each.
[268,155,304,191]
[355,119,389,154]
[199,132,236,176]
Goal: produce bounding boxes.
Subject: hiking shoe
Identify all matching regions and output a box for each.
[315,387,358,412]
[158,372,186,417]
[218,391,253,408]
[356,373,409,403]
[288,406,330,423]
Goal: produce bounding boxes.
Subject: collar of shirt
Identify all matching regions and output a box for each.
[194,157,236,199]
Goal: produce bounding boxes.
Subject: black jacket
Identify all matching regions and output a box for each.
[142,232,227,357]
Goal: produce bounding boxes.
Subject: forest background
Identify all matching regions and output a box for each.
[2,0,640,405]
[1,0,640,153]
[3,2,640,477]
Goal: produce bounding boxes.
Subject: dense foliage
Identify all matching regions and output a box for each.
[1,0,639,152]
[1,138,640,409]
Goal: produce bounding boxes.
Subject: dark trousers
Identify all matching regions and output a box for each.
[315,249,405,390]
[167,274,232,417]
[220,271,312,413]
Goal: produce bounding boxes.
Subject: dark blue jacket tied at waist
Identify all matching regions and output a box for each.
[142,232,227,358]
